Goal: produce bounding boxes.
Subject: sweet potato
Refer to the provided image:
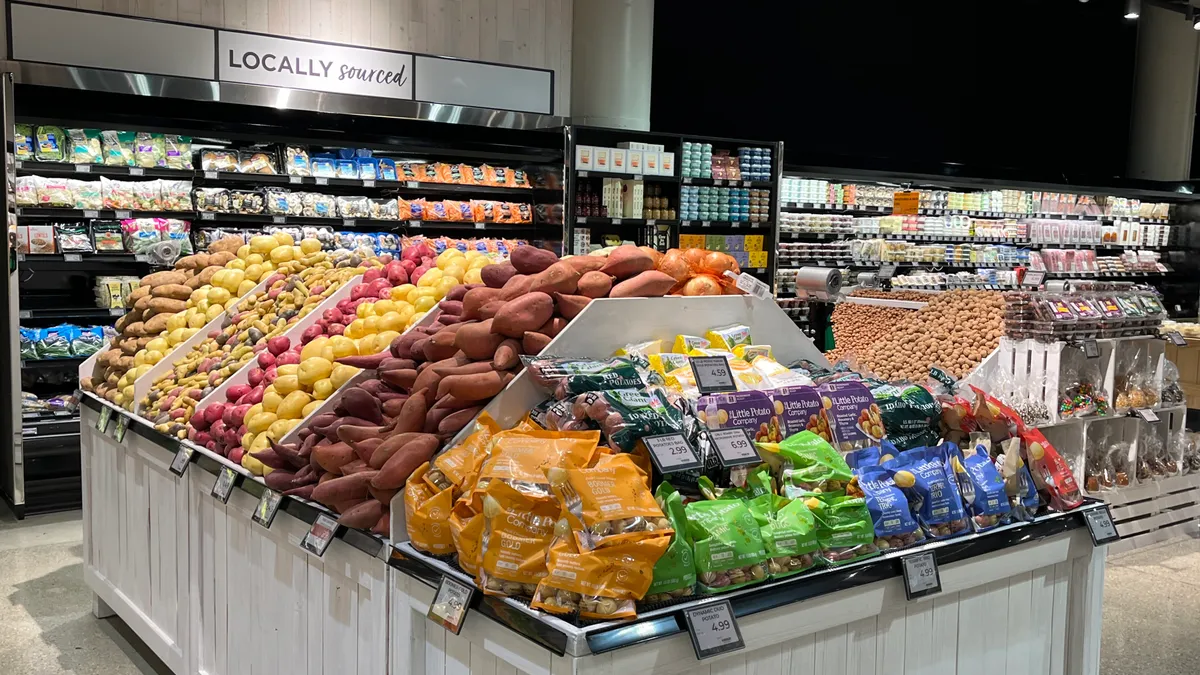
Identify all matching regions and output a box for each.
[438,407,484,438]
[394,389,429,434]
[523,331,552,354]
[380,368,418,390]
[340,459,373,475]
[528,261,581,296]
[461,287,504,320]
[510,245,559,274]
[284,484,316,499]
[271,440,307,469]
[609,270,677,298]
[369,432,438,469]
[499,274,534,301]
[553,293,592,320]
[599,244,654,279]
[250,447,290,471]
[537,317,568,338]
[373,436,439,490]
[312,471,378,504]
[340,388,383,424]
[335,351,391,369]
[314,441,356,472]
[577,271,613,298]
[438,370,508,401]
[432,393,478,411]
[424,407,454,435]
[372,512,391,536]
[446,284,481,302]
[141,270,187,287]
[151,283,193,300]
[492,292,554,338]
[378,358,417,372]
[480,262,519,289]
[351,438,384,464]
[411,366,444,397]
[437,300,463,316]
[454,319,507,360]
[390,332,425,360]
[410,338,431,362]
[264,470,297,491]
[309,412,338,430]
[369,485,399,505]
[493,339,521,371]
[339,499,384,529]
[381,396,411,417]
[422,332,460,362]
[564,255,608,274]
[433,360,496,377]
[437,315,465,325]
[337,424,391,446]
[478,300,506,320]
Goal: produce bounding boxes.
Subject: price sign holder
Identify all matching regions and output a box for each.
[1167,331,1188,347]
[878,263,897,281]
[427,575,476,634]
[211,467,238,504]
[901,550,941,600]
[892,191,920,215]
[252,489,283,528]
[112,414,130,443]
[1082,339,1100,359]
[708,428,759,468]
[690,355,739,395]
[1083,505,1120,546]
[169,445,194,477]
[642,433,703,474]
[302,513,339,557]
[96,405,113,433]
[1135,408,1160,423]
[1022,270,1046,286]
[683,600,745,660]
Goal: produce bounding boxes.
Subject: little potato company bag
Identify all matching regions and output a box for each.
[748,493,819,579]
[479,481,560,598]
[449,500,484,577]
[548,453,671,549]
[404,462,457,555]
[644,482,697,603]
[684,498,768,593]
[807,492,880,565]
[857,465,926,552]
[756,430,853,496]
[532,529,669,619]
[889,445,971,539]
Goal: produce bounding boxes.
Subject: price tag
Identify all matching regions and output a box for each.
[406,180,419,188]
[1022,270,1046,286]
[289,175,303,184]
[1167,331,1188,347]
[683,177,692,184]
[75,164,92,173]
[1135,408,1160,423]
[302,513,339,557]
[427,575,475,634]
[1082,339,1100,359]
[690,355,738,395]
[642,433,703,474]
[714,179,725,186]
[204,170,218,179]
[363,179,375,188]
[83,210,100,219]
[683,600,744,660]
[134,254,150,262]
[16,253,24,262]
[728,271,772,300]
[901,550,941,600]
[252,489,283,528]
[1084,505,1120,545]
[701,221,711,227]
[315,177,329,186]
[129,167,144,176]
[109,308,124,316]
[112,414,129,443]
[893,191,920,215]
[612,218,622,225]
[63,253,82,262]
[409,220,422,228]
[343,218,356,227]
[18,310,31,319]
[708,428,759,468]
[211,466,238,503]
[201,212,215,221]
[646,219,656,225]
[114,210,131,219]
[96,405,113,433]
[474,223,486,230]
[169,445,194,477]
[878,263,897,281]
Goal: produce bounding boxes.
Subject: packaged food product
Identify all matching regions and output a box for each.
[121,218,161,254]
[311,157,336,178]
[36,325,73,359]
[995,437,1042,519]
[36,125,67,162]
[19,329,39,360]
[101,130,135,166]
[479,480,560,597]
[426,201,449,221]
[240,150,278,175]
[200,149,239,172]
[808,492,880,565]
[15,176,37,207]
[71,326,105,357]
[643,482,697,603]
[399,162,421,182]
[265,188,302,216]
[285,146,311,176]
[161,180,193,211]
[134,132,166,168]
[369,198,399,220]
[133,180,163,211]
[162,219,193,255]
[37,177,74,208]
[301,192,337,218]
[748,492,819,578]
[476,429,601,501]
[27,225,56,254]
[857,464,926,551]
[770,385,830,442]
[819,380,884,452]
[358,157,380,180]
[684,497,768,593]
[566,388,684,452]
[378,159,397,181]
[757,430,853,497]
[697,389,779,442]
[67,129,103,164]
[336,195,370,218]
[1020,426,1084,511]
[334,159,358,179]
[69,179,102,210]
[449,501,483,576]
[55,222,93,253]
[550,453,669,549]
[231,190,265,214]
[163,135,192,170]
[404,462,457,555]
[91,221,124,252]
[867,380,941,451]
[531,531,668,618]
[193,187,230,213]
[527,356,647,399]
[673,334,710,353]
[889,445,971,538]
[951,435,1012,531]
[14,124,35,162]
[705,324,752,351]
[101,178,137,210]
[427,413,500,491]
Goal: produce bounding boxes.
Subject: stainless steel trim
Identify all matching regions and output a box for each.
[2,61,565,131]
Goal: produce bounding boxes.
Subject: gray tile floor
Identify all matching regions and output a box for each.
[0,505,1196,674]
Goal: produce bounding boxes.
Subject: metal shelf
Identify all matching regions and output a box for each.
[18,306,125,320]
[681,176,772,188]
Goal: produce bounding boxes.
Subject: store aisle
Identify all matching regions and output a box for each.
[1102,527,1200,675]
[0,506,167,675]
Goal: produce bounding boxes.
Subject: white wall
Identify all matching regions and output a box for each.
[1128,3,1199,180]
[18,0,573,115]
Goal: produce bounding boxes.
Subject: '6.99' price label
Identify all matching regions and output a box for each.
[708,428,759,468]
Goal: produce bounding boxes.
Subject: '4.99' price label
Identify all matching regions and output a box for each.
[901,550,941,600]
[683,600,744,660]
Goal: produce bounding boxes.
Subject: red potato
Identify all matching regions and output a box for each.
[499,274,534,301]
[461,287,504,320]
[510,245,559,274]
[492,292,554,338]
[339,499,385,529]
[600,244,655,279]
[528,262,581,296]
[609,270,678,298]
[563,255,608,274]
[480,262,518,289]
[312,471,378,504]
[577,271,613,298]
[372,437,439,489]
[553,293,592,320]
[454,319,507,360]
[369,432,438,470]
[523,331,552,354]
[492,339,521,370]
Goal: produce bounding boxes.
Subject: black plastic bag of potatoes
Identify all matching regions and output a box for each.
[866,379,941,451]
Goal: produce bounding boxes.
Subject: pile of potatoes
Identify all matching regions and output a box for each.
[857,290,1005,382]
[83,235,248,407]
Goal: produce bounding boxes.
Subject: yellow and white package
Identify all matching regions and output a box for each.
[672,334,710,353]
[705,324,752,351]
[616,339,665,357]
[734,344,773,361]
[649,352,691,387]
[676,350,768,393]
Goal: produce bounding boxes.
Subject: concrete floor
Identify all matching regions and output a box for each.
[0,506,1196,674]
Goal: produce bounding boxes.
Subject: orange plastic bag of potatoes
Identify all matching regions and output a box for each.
[405,462,456,555]
[428,412,501,492]
[548,453,670,549]
[450,500,484,577]
[531,527,669,619]
[476,429,600,501]
[479,480,560,597]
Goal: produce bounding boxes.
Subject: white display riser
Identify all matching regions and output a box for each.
[81,403,390,675]
[1102,472,1200,557]
[390,530,1106,675]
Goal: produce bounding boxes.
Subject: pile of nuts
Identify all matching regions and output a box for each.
[827,301,918,364]
[857,290,1004,382]
[851,289,936,301]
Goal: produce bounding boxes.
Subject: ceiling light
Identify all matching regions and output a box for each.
[1124,0,1140,19]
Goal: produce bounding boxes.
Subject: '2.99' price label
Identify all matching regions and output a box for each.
[642,433,703,474]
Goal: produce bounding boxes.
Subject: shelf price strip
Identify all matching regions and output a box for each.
[427,575,476,635]
[683,599,745,660]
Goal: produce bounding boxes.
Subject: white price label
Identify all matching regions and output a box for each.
[289,175,303,184]
[474,223,486,230]
[134,254,150,262]
[409,220,422,228]
[902,551,941,600]
[272,215,286,224]
[683,600,744,660]
[211,467,238,503]
[96,405,113,433]
[112,414,129,443]
[728,271,772,300]
[201,212,215,220]
[63,253,82,262]
[1167,331,1188,347]
[315,177,329,186]
[253,489,283,528]
[16,253,24,262]
[690,355,738,395]
[612,218,622,225]
[204,170,218,179]
[709,428,759,468]
[83,210,100,219]
[75,164,92,173]
[302,513,339,557]
[1135,408,1159,423]
[642,433,702,473]
[169,445,194,477]
[343,218,356,227]
[129,167,144,176]
[110,308,124,316]
[114,210,132,219]
[18,310,31,319]
[1022,270,1046,286]
[363,179,375,188]
[701,221,711,227]
[1084,506,1120,545]
[406,181,419,188]
[427,576,475,634]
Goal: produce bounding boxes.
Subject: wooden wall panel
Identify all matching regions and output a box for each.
[18,0,572,114]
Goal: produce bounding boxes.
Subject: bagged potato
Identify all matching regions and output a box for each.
[756,430,853,497]
[475,429,600,502]
[427,412,500,491]
[449,500,484,577]
[856,465,926,552]
[479,481,560,598]
[685,497,768,594]
[889,444,972,539]
[549,453,670,549]
[527,356,647,399]
[531,526,669,619]
[404,462,457,555]
[567,387,685,452]
[643,482,697,604]
[867,380,942,451]
[748,492,819,579]
[807,492,880,565]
